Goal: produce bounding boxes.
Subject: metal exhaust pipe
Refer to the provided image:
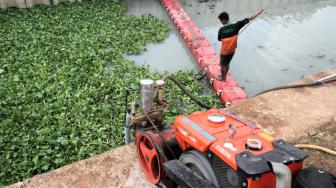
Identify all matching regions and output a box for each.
[269,162,292,188]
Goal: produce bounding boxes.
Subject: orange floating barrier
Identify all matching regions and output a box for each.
[197,55,217,70]
[220,87,247,105]
[213,75,238,88]
[194,46,216,60]
[189,39,211,53]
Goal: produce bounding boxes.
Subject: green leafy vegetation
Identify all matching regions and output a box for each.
[0,0,221,185]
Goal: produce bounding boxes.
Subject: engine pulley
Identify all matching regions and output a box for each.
[136,131,164,184]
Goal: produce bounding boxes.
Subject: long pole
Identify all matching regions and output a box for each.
[238,12,262,36]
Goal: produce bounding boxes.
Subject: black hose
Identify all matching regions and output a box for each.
[253,77,336,97]
[164,76,211,109]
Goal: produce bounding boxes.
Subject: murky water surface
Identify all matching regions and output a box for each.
[125,0,336,96]
[124,0,198,73]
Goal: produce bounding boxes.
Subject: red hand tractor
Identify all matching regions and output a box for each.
[124,78,309,188]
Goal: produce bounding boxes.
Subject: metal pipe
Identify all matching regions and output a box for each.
[254,73,336,97]
[156,80,165,104]
[313,73,336,84]
[124,112,131,144]
[269,162,292,188]
[131,101,136,116]
[140,79,154,112]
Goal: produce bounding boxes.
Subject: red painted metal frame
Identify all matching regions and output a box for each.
[162,0,247,105]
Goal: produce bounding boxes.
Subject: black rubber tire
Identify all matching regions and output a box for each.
[179,150,220,188]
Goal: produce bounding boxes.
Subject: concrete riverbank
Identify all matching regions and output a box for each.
[9,68,336,188]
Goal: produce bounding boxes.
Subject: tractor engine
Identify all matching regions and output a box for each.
[127,79,308,188]
[172,110,308,188]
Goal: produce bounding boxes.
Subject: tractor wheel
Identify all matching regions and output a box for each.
[179,150,220,188]
[136,131,163,185]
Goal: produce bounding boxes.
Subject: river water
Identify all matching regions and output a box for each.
[125,0,336,96]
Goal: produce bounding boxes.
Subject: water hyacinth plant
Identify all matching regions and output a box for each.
[0,0,221,185]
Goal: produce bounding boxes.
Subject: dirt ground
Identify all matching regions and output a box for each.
[9,68,336,187]
[292,123,336,175]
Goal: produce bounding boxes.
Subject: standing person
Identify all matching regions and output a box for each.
[217,9,264,81]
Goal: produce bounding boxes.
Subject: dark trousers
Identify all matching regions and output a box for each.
[220,53,234,80]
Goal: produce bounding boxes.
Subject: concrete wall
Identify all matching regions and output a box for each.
[0,0,81,9]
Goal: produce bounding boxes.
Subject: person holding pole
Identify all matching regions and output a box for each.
[217,9,264,81]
